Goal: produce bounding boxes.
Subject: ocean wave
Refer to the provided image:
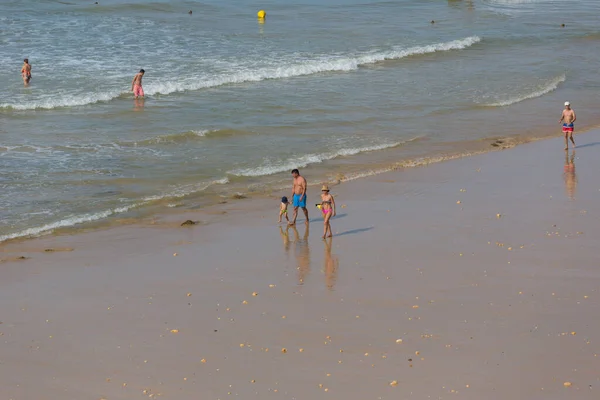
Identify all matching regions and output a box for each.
[0,36,481,111]
[0,177,229,243]
[141,177,229,202]
[131,130,212,146]
[77,2,178,13]
[126,128,255,146]
[0,205,136,243]
[485,74,565,107]
[0,89,126,111]
[229,142,403,177]
[141,36,481,97]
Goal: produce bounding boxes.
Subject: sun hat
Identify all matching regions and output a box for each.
[564,101,570,106]
[321,185,330,191]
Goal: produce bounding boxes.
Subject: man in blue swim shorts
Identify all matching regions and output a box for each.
[559,101,576,150]
[289,168,309,225]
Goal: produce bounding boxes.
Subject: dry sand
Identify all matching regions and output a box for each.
[1,131,600,400]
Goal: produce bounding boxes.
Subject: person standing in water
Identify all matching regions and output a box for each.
[21,59,31,85]
[131,69,145,98]
[289,169,309,225]
[559,101,576,150]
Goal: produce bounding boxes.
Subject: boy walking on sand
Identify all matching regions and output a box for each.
[278,196,289,223]
[560,101,576,150]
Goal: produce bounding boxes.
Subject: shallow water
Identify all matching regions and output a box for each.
[1,0,599,241]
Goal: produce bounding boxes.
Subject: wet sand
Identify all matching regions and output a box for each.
[1,131,600,400]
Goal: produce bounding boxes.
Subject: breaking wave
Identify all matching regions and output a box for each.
[485,74,565,107]
[229,142,404,177]
[0,36,481,111]
[0,177,229,243]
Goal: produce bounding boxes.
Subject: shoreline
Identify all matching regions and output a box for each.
[3,121,600,247]
[1,128,599,399]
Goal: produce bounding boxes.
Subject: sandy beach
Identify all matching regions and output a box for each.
[1,130,600,400]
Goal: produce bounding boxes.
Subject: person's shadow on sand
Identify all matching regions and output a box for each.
[335,227,374,237]
[574,142,600,149]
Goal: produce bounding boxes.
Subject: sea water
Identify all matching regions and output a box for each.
[1,0,599,241]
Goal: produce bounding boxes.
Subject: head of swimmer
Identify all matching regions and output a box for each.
[291,169,299,178]
[24,58,29,64]
[139,69,145,75]
[564,101,571,110]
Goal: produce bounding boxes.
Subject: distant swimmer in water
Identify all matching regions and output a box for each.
[559,101,576,150]
[21,58,31,85]
[131,69,145,98]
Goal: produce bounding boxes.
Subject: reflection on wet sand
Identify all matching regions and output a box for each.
[323,237,339,290]
[563,151,577,200]
[289,224,310,285]
[279,226,291,261]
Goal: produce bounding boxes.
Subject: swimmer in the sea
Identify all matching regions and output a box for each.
[319,185,336,239]
[21,58,31,86]
[131,69,145,98]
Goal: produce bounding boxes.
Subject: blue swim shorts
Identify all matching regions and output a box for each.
[293,194,306,208]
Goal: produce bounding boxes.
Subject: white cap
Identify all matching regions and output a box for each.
[564,101,570,106]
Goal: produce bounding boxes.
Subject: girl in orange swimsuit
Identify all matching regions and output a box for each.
[320,185,336,238]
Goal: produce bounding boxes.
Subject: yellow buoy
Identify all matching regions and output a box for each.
[257,10,266,19]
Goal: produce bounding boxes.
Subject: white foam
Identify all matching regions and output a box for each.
[0,205,135,243]
[485,74,565,107]
[141,177,229,202]
[143,36,481,97]
[0,177,229,243]
[229,142,401,177]
[133,129,212,145]
[0,37,481,111]
[191,130,211,137]
[0,89,125,111]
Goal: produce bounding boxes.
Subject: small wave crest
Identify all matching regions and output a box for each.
[0,205,136,243]
[142,36,481,97]
[485,74,565,107]
[141,177,229,202]
[131,130,212,146]
[229,142,404,177]
[0,90,126,111]
[1,36,480,111]
[0,177,229,243]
